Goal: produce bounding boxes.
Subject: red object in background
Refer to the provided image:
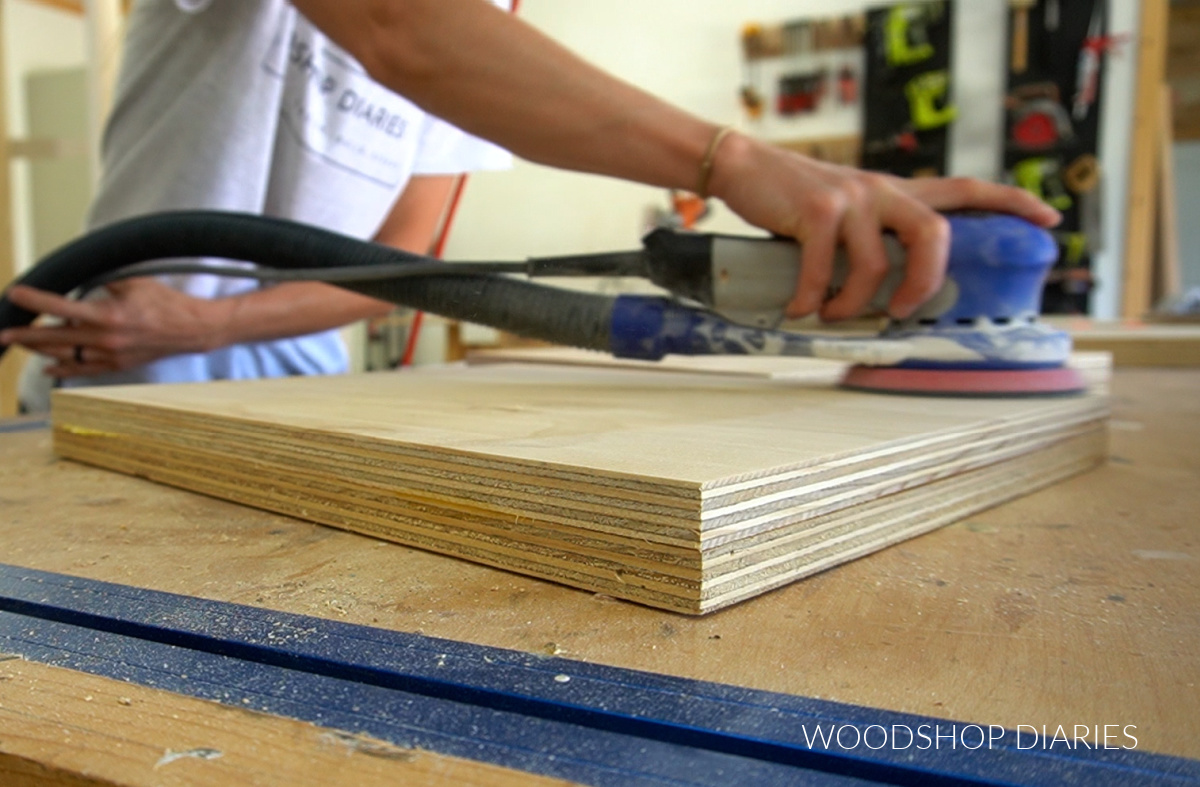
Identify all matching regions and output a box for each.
[895,131,918,153]
[399,174,469,368]
[777,91,818,114]
[777,71,827,115]
[837,66,857,105]
[670,191,710,230]
[1072,5,1126,122]
[1012,111,1059,149]
[400,0,521,367]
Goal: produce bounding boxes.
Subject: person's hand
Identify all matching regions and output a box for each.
[0,279,231,378]
[705,133,1061,322]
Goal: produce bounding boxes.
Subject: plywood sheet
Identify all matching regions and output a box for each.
[50,364,1109,613]
[466,346,850,382]
[467,346,1114,393]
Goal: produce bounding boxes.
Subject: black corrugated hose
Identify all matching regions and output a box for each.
[0,211,616,362]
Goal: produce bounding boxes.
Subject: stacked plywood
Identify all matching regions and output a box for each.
[50,363,1109,613]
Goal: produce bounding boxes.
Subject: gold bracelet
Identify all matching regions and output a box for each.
[696,126,734,198]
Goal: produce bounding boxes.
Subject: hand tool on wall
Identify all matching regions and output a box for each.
[1009,0,1036,74]
[1013,157,1073,211]
[1010,100,1074,150]
[1063,153,1099,195]
[1064,153,1103,254]
[865,129,920,157]
[739,23,770,120]
[1006,83,1074,151]
[739,85,765,120]
[905,70,958,130]
[1071,4,1127,122]
[1072,4,1103,120]
[740,22,781,60]
[885,4,939,67]
[1057,232,1089,266]
[1044,0,1060,33]
[1,212,1085,397]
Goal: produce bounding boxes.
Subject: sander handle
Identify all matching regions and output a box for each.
[528,226,944,329]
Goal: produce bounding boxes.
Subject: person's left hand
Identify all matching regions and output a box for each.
[0,279,229,378]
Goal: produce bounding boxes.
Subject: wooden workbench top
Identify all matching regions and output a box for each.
[2,369,1198,764]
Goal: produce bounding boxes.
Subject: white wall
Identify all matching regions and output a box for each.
[1094,0,1138,320]
[446,0,882,263]
[3,1,87,274]
[444,0,1140,320]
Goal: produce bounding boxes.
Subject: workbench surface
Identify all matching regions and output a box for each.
[2,369,1198,783]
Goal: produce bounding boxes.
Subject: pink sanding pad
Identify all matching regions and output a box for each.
[839,365,1088,397]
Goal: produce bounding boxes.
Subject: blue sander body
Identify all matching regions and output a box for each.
[578,214,1085,395]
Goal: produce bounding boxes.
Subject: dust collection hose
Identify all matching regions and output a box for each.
[0,211,617,364]
[0,210,924,367]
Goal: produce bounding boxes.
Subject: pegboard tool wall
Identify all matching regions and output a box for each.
[861,2,956,177]
[1003,0,1112,315]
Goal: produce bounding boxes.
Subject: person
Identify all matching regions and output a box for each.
[6,0,515,393]
[0,0,1059,389]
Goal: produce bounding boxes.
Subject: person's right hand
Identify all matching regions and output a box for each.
[705,132,1061,322]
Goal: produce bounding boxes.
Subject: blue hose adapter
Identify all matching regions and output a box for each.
[608,296,818,360]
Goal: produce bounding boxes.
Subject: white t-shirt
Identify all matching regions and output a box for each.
[67,0,511,386]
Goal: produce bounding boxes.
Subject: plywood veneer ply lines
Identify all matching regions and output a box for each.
[50,364,1109,613]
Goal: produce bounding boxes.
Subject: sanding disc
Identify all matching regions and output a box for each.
[839,365,1088,397]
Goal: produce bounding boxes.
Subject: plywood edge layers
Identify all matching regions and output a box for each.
[51,418,1108,615]
[51,391,1108,546]
[696,428,1108,612]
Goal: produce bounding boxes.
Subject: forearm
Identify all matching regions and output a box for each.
[204,173,458,350]
[204,283,392,350]
[293,0,716,193]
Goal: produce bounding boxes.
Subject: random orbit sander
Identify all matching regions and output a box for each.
[0,210,1085,397]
